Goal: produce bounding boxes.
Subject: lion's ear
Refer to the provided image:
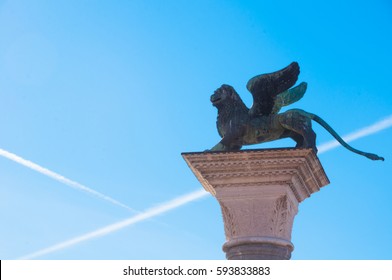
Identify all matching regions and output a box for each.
[227,86,235,97]
[229,88,238,99]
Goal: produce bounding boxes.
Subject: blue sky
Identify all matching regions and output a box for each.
[1,0,391,260]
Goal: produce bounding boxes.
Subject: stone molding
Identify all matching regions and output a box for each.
[222,236,294,260]
[182,148,329,202]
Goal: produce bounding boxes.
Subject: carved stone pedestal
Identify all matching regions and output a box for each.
[182,148,329,260]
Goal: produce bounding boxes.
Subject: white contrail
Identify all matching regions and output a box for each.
[0,148,137,213]
[18,188,208,260]
[18,114,392,259]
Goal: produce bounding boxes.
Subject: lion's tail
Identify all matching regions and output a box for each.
[298,110,384,161]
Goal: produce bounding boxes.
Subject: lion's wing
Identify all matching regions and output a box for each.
[271,82,307,114]
[246,62,300,117]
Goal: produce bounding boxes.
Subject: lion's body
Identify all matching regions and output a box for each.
[211,103,316,152]
[243,115,283,145]
[245,110,313,146]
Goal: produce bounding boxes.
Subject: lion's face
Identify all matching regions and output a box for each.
[210,84,236,107]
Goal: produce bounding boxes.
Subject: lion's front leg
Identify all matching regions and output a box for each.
[209,142,229,152]
[208,131,244,152]
[208,141,242,152]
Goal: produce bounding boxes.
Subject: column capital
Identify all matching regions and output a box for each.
[182,148,329,202]
[182,148,330,259]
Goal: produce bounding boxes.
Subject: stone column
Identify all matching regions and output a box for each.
[182,148,329,260]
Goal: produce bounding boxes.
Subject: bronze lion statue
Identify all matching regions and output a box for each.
[208,62,384,161]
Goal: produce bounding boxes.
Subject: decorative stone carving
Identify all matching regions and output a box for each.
[182,148,329,260]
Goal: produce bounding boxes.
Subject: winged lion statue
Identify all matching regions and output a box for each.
[208,62,384,161]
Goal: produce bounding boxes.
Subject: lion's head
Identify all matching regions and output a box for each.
[210,84,245,109]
